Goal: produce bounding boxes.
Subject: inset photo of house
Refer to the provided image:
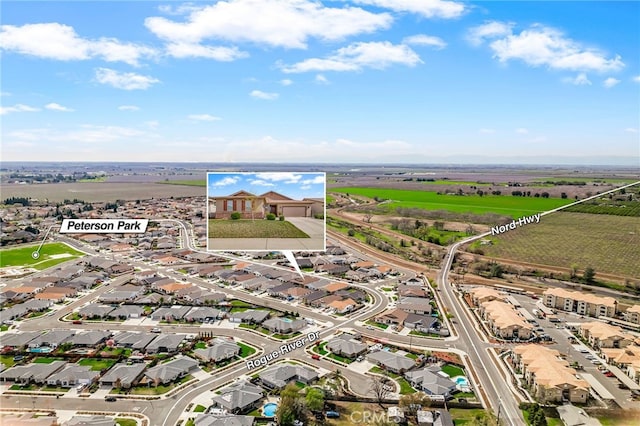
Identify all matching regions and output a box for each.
[207,172,326,251]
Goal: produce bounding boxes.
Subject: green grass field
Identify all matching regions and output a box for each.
[78,358,117,371]
[480,212,640,278]
[333,187,571,219]
[208,219,310,238]
[0,242,84,270]
[421,180,492,186]
[158,179,206,186]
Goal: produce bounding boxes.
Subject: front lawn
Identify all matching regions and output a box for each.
[238,342,256,358]
[193,405,207,413]
[116,419,138,426]
[1,355,16,367]
[208,220,310,238]
[328,353,354,364]
[365,320,389,330]
[78,358,117,371]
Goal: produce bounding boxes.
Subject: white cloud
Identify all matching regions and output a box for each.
[302,175,325,185]
[0,104,40,115]
[212,176,240,186]
[95,68,160,90]
[625,128,638,133]
[0,92,11,96]
[564,73,591,86]
[315,74,329,84]
[0,22,156,66]
[402,34,447,50]
[145,0,392,49]
[478,128,495,134]
[469,21,624,73]
[250,90,279,100]
[255,172,302,184]
[45,102,74,112]
[248,179,275,186]
[144,121,160,129]
[515,128,528,134]
[118,105,140,111]
[281,41,422,73]
[165,42,248,61]
[353,0,466,19]
[603,77,620,88]
[633,75,640,83]
[188,114,222,121]
[6,125,152,143]
[300,185,311,190]
[467,21,514,46]
[280,79,293,86]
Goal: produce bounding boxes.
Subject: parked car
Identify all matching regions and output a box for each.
[151,327,161,333]
[105,396,117,402]
[325,411,340,418]
[72,320,83,324]
[311,354,320,360]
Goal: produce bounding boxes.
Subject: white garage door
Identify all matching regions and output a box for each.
[281,206,307,217]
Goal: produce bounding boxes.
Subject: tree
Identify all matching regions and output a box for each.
[489,263,503,278]
[277,383,307,426]
[369,373,392,407]
[305,387,325,413]
[583,267,596,283]
[399,391,432,418]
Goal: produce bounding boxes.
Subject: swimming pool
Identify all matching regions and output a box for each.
[263,402,278,417]
[28,347,52,353]
[454,376,469,387]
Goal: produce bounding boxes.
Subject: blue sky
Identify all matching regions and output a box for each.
[1,1,639,165]
[207,172,325,199]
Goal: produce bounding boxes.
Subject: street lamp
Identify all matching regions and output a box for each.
[496,397,503,425]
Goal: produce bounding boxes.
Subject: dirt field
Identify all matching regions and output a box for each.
[0,182,204,202]
[478,212,640,279]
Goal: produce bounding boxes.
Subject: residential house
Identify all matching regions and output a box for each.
[194,338,241,363]
[398,297,433,315]
[416,410,454,426]
[211,381,264,414]
[327,298,357,314]
[143,356,199,385]
[194,415,255,426]
[211,191,265,219]
[229,310,270,324]
[46,364,99,387]
[366,351,415,375]
[150,305,191,321]
[468,287,503,306]
[404,366,457,399]
[145,334,185,354]
[1,331,40,349]
[185,306,221,322]
[28,330,75,349]
[99,363,146,388]
[259,364,318,389]
[326,334,367,359]
[0,361,67,384]
[262,317,306,334]
[624,305,640,325]
[67,330,111,347]
[113,332,157,351]
[78,304,115,319]
[107,305,144,320]
[404,314,441,334]
[375,309,409,327]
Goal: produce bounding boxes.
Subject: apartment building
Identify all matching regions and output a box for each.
[543,288,617,318]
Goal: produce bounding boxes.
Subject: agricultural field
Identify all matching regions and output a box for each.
[0,242,85,270]
[158,179,206,187]
[477,212,640,279]
[0,182,204,202]
[332,187,572,219]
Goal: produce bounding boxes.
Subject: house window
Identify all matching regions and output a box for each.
[226,200,233,211]
[245,200,252,210]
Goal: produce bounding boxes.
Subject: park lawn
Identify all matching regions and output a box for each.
[208,220,309,238]
[78,358,117,371]
[238,342,256,358]
[442,364,465,378]
[0,242,84,269]
[332,187,572,218]
[158,179,206,187]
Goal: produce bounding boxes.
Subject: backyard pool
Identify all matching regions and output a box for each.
[453,376,470,391]
[263,402,278,417]
[28,347,52,353]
